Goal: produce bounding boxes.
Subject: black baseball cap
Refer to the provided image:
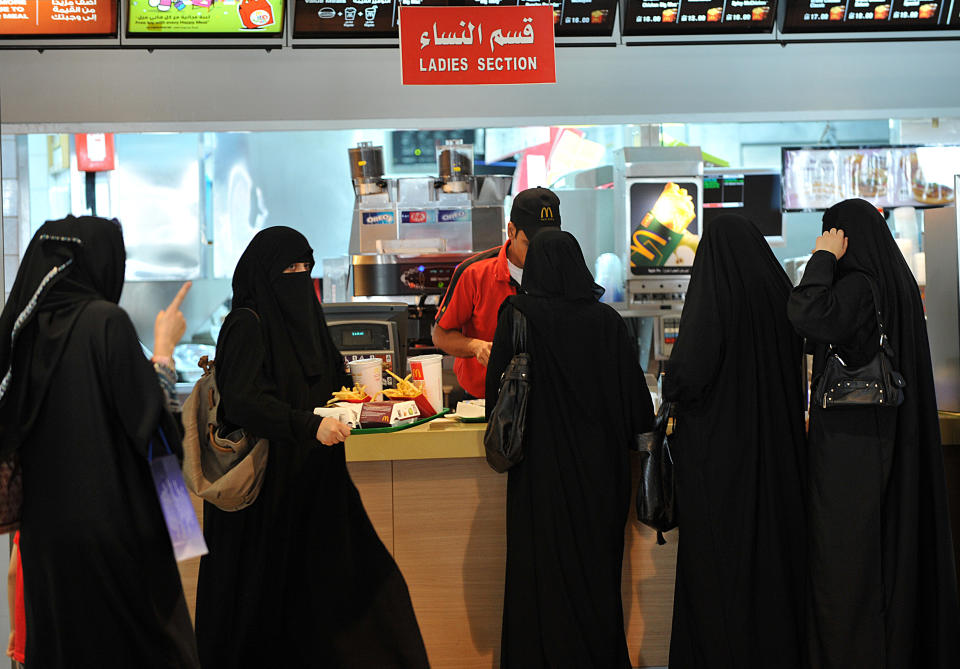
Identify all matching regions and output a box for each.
[510,187,561,237]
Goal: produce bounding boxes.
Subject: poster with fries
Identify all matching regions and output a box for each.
[629,180,701,275]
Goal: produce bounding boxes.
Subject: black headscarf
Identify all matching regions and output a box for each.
[0,216,126,451]
[520,229,603,301]
[230,226,338,405]
[665,213,795,404]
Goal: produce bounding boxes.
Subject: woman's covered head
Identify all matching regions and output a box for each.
[520,229,602,301]
[821,198,904,278]
[233,226,315,303]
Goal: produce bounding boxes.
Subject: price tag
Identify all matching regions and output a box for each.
[149,429,208,563]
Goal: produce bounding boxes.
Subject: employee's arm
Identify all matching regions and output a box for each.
[432,325,492,366]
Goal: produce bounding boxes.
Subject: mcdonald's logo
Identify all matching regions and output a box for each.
[540,206,555,221]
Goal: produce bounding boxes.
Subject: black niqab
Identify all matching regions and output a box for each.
[664,214,807,668]
[0,215,126,450]
[231,226,339,403]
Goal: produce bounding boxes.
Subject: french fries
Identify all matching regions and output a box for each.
[327,385,380,405]
[383,370,422,398]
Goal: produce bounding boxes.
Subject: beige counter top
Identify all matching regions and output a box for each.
[345,418,486,462]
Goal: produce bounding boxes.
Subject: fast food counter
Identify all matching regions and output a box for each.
[176,419,676,669]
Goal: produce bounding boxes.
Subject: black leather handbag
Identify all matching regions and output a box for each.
[636,401,677,545]
[813,275,906,409]
[483,308,530,473]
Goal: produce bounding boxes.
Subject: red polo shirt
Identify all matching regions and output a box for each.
[436,242,518,398]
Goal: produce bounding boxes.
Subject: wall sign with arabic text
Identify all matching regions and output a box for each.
[399,5,556,85]
[0,0,117,37]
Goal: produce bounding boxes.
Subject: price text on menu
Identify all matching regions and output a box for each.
[781,0,960,30]
[399,5,556,85]
[293,0,617,38]
[621,0,777,34]
[0,0,116,36]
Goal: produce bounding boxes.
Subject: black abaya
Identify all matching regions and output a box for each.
[788,198,960,669]
[0,217,199,668]
[486,230,654,669]
[195,226,429,669]
[663,214,807,669]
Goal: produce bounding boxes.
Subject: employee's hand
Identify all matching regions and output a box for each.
[470,339,493,367]
[317,417,351,446]
[153,281,192,360]
[7,630,14,658]
[814,228,848,260]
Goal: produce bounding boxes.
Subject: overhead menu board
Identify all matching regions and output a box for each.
[621,0,776,34]
[782,145,960,211]
[782,0,958,30]
[293,0,616,38]
[0,0,117,37]
[127,0,285,35]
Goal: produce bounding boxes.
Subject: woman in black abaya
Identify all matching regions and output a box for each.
[663,214,807,669]
[486,229,654,669]
[195,226,429,669]
[0,216,199,667]
[788,198,960,669]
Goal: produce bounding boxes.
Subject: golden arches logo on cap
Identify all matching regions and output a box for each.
[540,206,555,221]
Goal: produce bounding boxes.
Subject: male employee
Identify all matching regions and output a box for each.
[432,187,561,398]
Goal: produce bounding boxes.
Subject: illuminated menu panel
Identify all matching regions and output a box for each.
[127,0,285,35]
[622,0,776,34]
[781,0,959,31]
[293,0,616,37]
[0,0,117,37]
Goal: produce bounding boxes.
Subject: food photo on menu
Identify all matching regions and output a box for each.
[621,0,776,34]
[781,0,952,29]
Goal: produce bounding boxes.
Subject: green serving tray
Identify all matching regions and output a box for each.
[452,415,486,423]
[351,408,451,435]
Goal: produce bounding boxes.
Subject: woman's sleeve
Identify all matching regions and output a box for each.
[787,251,865,345]
[619,318,655,436]
[662,306,723,405]
[484,302,517,418]
[99,306,180,459]
[216,312,321,445]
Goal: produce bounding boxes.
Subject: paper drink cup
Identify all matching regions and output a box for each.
[408,354,444,416]
[348,357,383,397]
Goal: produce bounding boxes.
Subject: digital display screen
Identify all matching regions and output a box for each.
[342,329,374,346]
[393,130,478,167]
[782,145,959,211]
[629,180,700,276]
[621,0,776,35]
[703,173,783,238]
[0,0,117,37]
[293,0,616,38]
[128,0,285,35]
[781,0,959,31]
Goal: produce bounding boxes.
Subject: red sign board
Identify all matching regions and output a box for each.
[0,0,116,36]
[399,6,556,86]
[76,134,116,172]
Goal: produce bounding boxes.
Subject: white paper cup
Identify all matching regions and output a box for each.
[408,354,444,415]
[348,357,383,397]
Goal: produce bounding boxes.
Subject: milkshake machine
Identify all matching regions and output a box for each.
[613,146,703,360]
[327,139,511,387]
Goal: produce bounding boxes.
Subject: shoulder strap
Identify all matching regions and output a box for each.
[511,306,528,355]
[238,307,260,322]
[852,272,893,355]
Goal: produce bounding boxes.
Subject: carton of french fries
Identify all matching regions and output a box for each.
[381,370,438,418]
[327,385,376,404]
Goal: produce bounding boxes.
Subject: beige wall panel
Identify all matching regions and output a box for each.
[393,459,508,669]
[347,460,395,554]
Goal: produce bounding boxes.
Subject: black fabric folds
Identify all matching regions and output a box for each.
[486,230,653,669]
[663,214,807,669]
[0,216,199,667]
[196,226,429,669]
[788,198,960,669]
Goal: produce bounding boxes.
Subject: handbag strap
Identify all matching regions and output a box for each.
[828,273,894,357]
[511,307,528,355]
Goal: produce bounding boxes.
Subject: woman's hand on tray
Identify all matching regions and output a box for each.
[317,417,352,445]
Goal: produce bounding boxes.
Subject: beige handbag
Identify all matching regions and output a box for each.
[181,356,269,512]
